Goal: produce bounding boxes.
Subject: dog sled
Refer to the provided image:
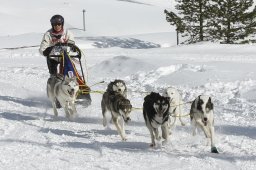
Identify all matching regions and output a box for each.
[48,42,91,107]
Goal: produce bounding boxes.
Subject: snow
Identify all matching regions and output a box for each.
[0,0,256,170]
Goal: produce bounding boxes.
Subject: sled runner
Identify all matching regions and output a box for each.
[49,42,91,107]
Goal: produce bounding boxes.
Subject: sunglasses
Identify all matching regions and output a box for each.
[53,23,62,26]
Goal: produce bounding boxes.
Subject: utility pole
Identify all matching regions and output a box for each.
[82,9,86,31]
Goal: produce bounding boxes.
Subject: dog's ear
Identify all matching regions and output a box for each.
[206,97,213,110]
[197,96,203,111]
[164,90,168,96]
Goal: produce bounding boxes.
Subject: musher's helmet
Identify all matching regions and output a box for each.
[50,14,64,27]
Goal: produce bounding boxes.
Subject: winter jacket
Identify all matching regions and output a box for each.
[39,28,75,57]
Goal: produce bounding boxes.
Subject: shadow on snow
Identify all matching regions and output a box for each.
[216,125,256,140]
[0,95,51,108]
[79,36,160,49]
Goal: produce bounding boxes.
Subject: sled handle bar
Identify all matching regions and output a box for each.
[49,43,82,59]
[48,55,80,58]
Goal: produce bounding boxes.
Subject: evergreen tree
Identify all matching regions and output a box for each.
[164,9,185,45]
[165,0,213,44]
[210,0,256,43]
[240,5,256,43]
[165,0,256,44]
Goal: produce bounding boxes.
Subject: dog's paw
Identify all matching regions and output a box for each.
[149,143,155,148]
[156,136,161,141]
[53,109,58,117]
[122,137,127,141]
[65,115,70,120]
[103,118,108,127]
[104,126,111,130]
[68,115,76,121]
[211,146,219,154]
[211,147,219,153]
[162,140,169,146]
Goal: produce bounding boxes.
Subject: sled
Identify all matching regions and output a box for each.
[49,42,91,107]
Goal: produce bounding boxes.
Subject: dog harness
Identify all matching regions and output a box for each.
[152,113,169,125]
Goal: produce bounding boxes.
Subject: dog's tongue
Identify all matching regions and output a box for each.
[69,90,74,96]
[125,117,131,123]
[158,112,163,117]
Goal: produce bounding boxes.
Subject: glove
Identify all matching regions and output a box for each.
[67,40,75,44]
[55,42,62,46]
[53,34,62,39]
[70,45,76,52]
[43,46,53,56]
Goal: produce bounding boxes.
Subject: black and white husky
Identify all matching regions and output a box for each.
[101,91,132,141]
[190,95,219,153]
[163,87,186,128]
[107,79,127,98]
[143,92,170,147]
[47,72,79,120]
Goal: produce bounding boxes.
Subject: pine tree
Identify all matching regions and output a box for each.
[210,0,256,43]
[240,5,256,43]
[164,9,185,45]
[165,0,213,44]
[165,0,256,44]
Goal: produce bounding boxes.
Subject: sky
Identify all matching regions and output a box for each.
[0,0,256,170]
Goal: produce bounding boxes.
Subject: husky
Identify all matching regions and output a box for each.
[163,87,186,129]
[47,72,79,120]
[101,91,132,141]
[143,92,170,147]
[106,79,127,98]
[190,95,219,153]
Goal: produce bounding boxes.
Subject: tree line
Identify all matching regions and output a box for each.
[164,0,256,44]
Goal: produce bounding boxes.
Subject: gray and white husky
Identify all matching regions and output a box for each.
[190,95,219,153]
[107,79,127,98]
[47,72,79,120]
[143,92,170,147]
[101,91,132,141]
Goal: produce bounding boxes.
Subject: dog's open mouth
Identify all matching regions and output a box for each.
[157,111,164,117]
[68,90,74,96]
[202,120,207,126]
[122,116,131,123]
[202,117,208,126]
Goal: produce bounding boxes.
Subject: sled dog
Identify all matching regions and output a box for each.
[47,73,79,120]
[101,91,132,140]
[143,92,170,147]
[163,87,186,128]
[107,79,127,98]
[190,95,219,153]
